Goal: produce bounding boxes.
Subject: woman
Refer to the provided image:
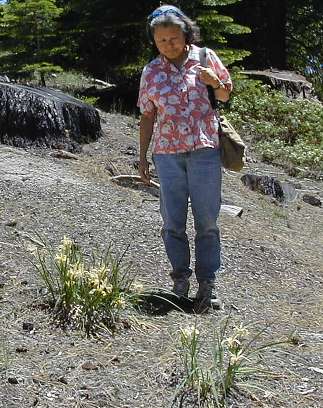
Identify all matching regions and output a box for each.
[137,5,232,312]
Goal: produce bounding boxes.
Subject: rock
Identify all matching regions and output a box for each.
[220,204,243,217]
[121,145,137,156]
[8,377,19,384]
[302,194,322,207]
[32,398,39,406]
[58,376,68,384]
[241,173,297,203]
[0,82,102,152]
[22,322,34,331]
[241,173,284,201]
[16,346,28,353]
[81,361,99,371]
[4,220,17,227]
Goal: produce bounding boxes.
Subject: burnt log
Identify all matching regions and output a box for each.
[241,173,297,203]
[0,82,102,152]
[240,69,313,99]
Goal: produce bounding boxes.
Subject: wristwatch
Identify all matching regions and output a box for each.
[213,81,224,90]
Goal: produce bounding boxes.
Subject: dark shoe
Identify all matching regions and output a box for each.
[194,280,220,313]
[172,279,190,298]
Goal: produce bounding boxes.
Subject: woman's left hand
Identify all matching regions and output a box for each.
[198,67,222,88]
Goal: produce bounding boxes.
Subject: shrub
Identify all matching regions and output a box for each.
[226,74,323,171]
[45,70,94,95]
[34,236,141,335]
[78,95,99,107]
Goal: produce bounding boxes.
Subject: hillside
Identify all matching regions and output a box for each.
[0,111,322,408]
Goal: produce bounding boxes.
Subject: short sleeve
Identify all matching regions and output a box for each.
[207,49,233,92]
[137,66,157,118]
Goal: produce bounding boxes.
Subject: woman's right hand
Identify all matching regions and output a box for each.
[139,157,151,184]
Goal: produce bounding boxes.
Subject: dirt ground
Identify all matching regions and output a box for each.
[0,111,322,408]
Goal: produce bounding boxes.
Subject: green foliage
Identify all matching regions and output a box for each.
[0,0,63,77]
[34,236,141,335]
[174,0,251,66]
[60,0,154,77]
[44,70,94,94]
[176,318,291,407]
[226,74,323,171]
[287,0,323,99]
[78,95,99,107]
[21,62,63,85]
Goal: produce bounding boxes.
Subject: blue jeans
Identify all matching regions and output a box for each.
[153,147,222,283]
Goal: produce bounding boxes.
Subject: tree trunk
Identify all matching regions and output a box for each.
[265,0,287,69]
[223,0,287,69]
[0,82,102,152]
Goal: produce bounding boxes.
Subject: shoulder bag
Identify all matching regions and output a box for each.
[199,47,245,172]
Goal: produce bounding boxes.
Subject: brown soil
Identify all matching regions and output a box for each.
[0,111,322,408]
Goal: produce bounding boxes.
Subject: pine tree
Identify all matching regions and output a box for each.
[59,0,157,79]
[0,0,63,85]
[171,0,251,65]
[286,0,322,97]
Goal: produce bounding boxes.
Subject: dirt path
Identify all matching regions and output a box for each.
[0,112,322,407]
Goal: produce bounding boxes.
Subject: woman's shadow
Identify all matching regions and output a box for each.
[137,290,195,315]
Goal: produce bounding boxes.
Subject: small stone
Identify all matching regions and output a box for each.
[302,194,321,207]
[22,322,34,331]
[111,356,120,364]
[5,220,17,227]
[58,376,68,384]
[8,377,19,384]
[16,346,28,353]
[81,361,98,371]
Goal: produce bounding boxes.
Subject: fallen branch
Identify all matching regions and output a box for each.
[110,174,160,188]
[111,174,243,217]
[50,150,79,160]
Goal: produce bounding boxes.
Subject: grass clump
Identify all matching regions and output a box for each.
[227,75,323,172]
[35,236,140,335]
[175,317,290,407]
[44,70,94,95]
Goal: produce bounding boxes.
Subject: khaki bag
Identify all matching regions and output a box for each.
[199,47,246,171]
[218,115,246,171]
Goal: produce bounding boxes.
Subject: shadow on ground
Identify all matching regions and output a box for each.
[137,291,195,315]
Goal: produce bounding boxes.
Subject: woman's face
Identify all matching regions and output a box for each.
[153,24,186,63]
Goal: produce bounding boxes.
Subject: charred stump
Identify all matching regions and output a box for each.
[240,69,313,99]
[0,82,102,152]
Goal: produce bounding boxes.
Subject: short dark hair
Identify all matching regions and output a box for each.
[146,5,200,45]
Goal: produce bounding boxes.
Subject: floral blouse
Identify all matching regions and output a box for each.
[137,44,232,154]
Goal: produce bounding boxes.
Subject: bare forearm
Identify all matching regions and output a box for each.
[199,67,231,103]
[139,114,155,184]
[139,114,155,159]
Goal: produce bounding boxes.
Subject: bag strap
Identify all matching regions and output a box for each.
[199,47,219,111]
